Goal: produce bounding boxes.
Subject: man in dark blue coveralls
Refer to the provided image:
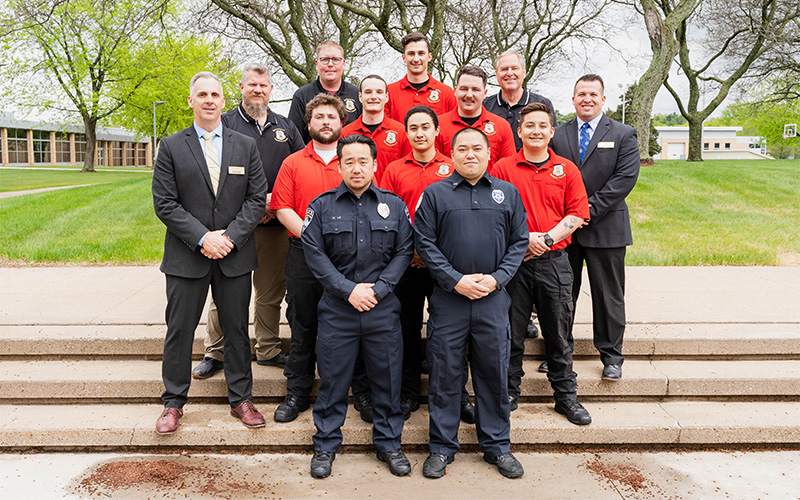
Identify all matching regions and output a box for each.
[414,127,528,479]
[301,134,415,479]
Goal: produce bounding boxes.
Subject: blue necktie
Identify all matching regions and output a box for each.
[579,122,591,162]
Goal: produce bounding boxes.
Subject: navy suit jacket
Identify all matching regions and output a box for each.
[550,114,640,248]
[152,125,267,278]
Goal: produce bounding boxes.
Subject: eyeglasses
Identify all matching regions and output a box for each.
[317,57,344,66]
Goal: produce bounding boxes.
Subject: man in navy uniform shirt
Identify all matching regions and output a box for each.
[301,134,414,479]
[414,127,528,479]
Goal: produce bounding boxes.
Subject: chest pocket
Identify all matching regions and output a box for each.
[322,219,355,256]
[370,220,398,254]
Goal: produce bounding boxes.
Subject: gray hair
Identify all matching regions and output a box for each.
[495,50,525,69]
[189,71,223,95]
[241,62,271,84]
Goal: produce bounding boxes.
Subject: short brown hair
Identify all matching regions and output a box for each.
[519,102,552,124]
[574,74,604,94]
[401,32,430,52]
[315,41,344,58]
[304,93,348,124]
[455,65,488,88]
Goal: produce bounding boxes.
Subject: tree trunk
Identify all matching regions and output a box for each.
[82,116,97,173]
[687,118,704,161]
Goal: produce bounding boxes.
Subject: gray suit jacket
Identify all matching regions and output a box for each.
[152,125,267,278]
[550,114,640,248]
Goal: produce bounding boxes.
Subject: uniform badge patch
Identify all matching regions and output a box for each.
[404,206,412,225]
[551,164,566,179]
[428,89,440,103]
[385,131,397,145]
[344,98,357,113]
[377,202,390,219]
[274,128,287,142]
[436,163,450,177]
[301,207,315,233]
[492,189,505,204]
[483,122,496,135]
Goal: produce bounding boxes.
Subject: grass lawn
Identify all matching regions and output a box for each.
[0,167,152,192]
[0,159,798,265]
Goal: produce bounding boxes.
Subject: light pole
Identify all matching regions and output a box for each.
[617,83,628,125]
[152,100,166,165]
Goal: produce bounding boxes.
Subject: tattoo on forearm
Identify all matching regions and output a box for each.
[563,216,577,230]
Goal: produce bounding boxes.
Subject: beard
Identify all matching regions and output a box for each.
[242,97,269,119]
[309,126,342,145]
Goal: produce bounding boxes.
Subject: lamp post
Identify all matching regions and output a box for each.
[617,83,628,125]
[152,100,166,164]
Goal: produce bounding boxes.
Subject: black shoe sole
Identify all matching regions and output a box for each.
[256,360,286,368]
[191,369,222,380]
[310,468,331,479]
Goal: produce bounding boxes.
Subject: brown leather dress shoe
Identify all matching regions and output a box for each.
[231,400,266,428]
[156,407,183,434]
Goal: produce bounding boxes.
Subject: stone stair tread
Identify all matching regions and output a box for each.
[2,401,799,449]
[3,359,800,399]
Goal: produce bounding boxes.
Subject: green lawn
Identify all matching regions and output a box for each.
[0,167,151,192]
[0,159,798,265]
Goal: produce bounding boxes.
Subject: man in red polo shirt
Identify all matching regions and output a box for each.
[342,75,410,185]
[436,66,515,168]
[385,32,456,123]
[491,102,592,427]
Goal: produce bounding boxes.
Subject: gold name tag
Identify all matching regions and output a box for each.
[597,142,615,149]
[229,166,245,175]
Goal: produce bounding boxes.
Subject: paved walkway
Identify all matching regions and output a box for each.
[0,184,106,199]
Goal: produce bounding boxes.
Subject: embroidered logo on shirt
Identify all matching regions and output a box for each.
[436,163,451,177]
[551,164,566,179]
[492,189,505,204]
[343,98,357,113]
[428,89,440,103]
[301,207,315,233]
[274,128,287,142]
[385,131,397,145]
[377,202,390,219]
[484,122,496,135]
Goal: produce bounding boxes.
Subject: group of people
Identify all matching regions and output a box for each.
[151,31,640,480]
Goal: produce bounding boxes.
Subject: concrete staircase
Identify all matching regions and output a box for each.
[1,266,800,451]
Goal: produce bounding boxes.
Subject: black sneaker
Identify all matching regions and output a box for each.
[508,394,518,412]
[256,351,289,368]
[538,360,549,373]
[460,399,475,424]
[353,394,374,423]
[191,357,223,379]
[483,452,524,478]
[274,394,310,422]
[377,449,411,476]
[422,452,454,479]
[526,320,539,339]
[554,399,592,426]
[310,450,335,478]
[400,397,420,420]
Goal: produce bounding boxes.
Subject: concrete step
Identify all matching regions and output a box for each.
[2,359,799,402]
[3,323,799,359]
[2,401,799,450]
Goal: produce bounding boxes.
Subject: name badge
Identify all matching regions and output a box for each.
[597,142,615,149]
[228,166,245,175]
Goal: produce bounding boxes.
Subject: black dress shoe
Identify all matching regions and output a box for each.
[256,351,288,368]
[422,452,454,479]
[483,452,524,478]
[377,449,411,476]
[353,394,374,423]
[602,364,622,381]
[191,357,223,379]
[274,394,310,422]
[538,360,548,373]
[508,394,518,412]
[526,320,539,339]
[460,399,475,424]
[310,450,335,478]
[400,397,420,420]
[554,399,592,426]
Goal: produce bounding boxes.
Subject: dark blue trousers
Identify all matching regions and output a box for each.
[312,292,404,453]
[427,287,511,457]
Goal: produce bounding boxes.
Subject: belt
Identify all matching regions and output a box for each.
[528,248,565,260]
[289,236,303,248]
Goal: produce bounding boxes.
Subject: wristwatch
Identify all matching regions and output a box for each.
[543,233,555,248]
[495,279,502,291]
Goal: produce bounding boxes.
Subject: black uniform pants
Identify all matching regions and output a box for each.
[313,293,404,453]
[427,287,511,457]
[394,265,434,401]
[162,263,252,408]
[568,242,626,366]
[284,239,369,398]
[507,251,577,401]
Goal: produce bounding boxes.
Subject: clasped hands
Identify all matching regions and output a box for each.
[454,273,497,300]
[201,230,233,259]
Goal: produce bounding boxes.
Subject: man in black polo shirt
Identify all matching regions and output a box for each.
[288,41,362,143]
[192,62,304,379]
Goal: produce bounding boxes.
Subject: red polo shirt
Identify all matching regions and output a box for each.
[491,148,590,251]
[270,143,342,237]
[342,116,411,185]
[380,151,454,223]
[435,108,516,168]
[385,74,457,123]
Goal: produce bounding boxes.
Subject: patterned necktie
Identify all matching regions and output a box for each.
[203,132,220,195]
[579,122,591,162]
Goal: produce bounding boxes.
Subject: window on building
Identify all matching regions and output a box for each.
[714,142,720,149]
[96,140,105,166]
[137,143,147,166]
[55,132,71,163]
[74,134,87,163]
[125,142,136,166]
[724,143,731,150]
[111,141,123,166]
[703,142,709,150]
[7,128,29,164]
[32,130,51,164]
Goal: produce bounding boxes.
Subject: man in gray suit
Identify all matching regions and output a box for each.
[549,74,639,381]
[152,71,268,433]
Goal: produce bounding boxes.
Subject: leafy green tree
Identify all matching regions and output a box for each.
[606,83,661,158]
[709,96,800,159]
[653,113,687,126]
